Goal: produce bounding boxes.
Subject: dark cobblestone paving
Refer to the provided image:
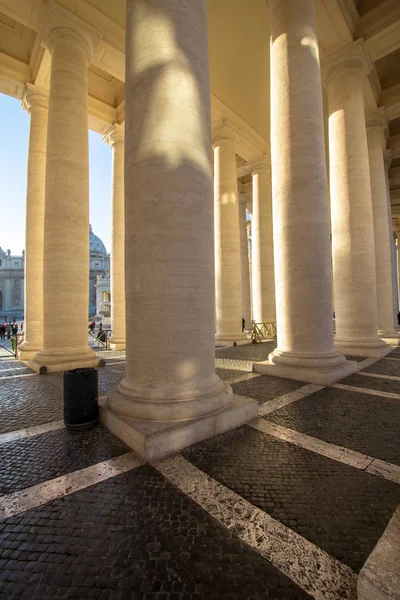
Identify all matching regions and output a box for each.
[215,367,246,381]
[0,366,33,378]
[0,377,63,435]
[215,342,276,362]
[341,372,400,394]
[267,386,400,465]
[183,426,400,572]
[98,369,126,396]
[386,351,400,359]
[0,360,22,372]
[232,374,304,404]
[0,426,130,496]
[0,465,311,600]
[363,358,400,377]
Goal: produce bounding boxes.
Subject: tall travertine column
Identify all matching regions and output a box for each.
[254,0,355,384]
[104,0,257,458]
[251,156,276,325]
[103,124,126,350]
[238,194,251,327]
[214,122,246,345]
[19,85,48,361]
[384,151,400,323]
[30,2,101,373]
[324,40,390,357]
[366,110,400,342]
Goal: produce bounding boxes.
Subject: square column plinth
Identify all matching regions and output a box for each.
[253,360,358,385]
[99,394,258,462]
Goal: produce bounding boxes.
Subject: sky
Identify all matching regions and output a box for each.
[0,93,112,256]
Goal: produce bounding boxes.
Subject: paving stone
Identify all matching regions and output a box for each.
[232,374,305,404]
[363,359,400,377]
[266,386,400,466]
[0,426,130,495]
[386,352,400,360]
[341,372,400,394]
[0,465,311,600]
[215,368,246,381]
[215,342,276,362]
[183,426,400,572]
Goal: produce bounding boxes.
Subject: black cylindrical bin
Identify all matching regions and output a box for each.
[63,368,99,430]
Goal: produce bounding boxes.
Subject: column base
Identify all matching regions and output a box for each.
[253,348,357,384]
[379,331,400,346]
[334,337,392,357]
[215,335,250,347]
[29,347,100,374]
[99,394,258,461]
[109,339,126,351]
[18,341,42,361]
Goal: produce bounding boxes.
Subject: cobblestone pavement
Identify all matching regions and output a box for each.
[0,344,399,599]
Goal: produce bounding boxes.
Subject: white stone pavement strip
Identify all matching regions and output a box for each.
[332,383,400,401]
[358,371,400,381]
[251,420,374,470]
[259,383,325,416]
[156,455,357,600]
[0,373,37,380]
[251,420,400,486]
[225,372,263,385]
[357,357,381,371]
[0,366,33,373]
[382,356,400,362]
[0,419,65,445]
[0,452,143,520]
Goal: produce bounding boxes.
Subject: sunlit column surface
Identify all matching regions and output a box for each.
[366,110,400,341]
[384,150,400,321]
[107,0,232,421]
[19,85,48,361]
[324,40,390,357]
[238,194,251,327]
[251,156,275,325]
[30,2,101,373]
[254,0,356,384]
[214,122,246,345]
[104,124,126,350]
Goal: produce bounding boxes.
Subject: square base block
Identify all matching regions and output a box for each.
[99,394,258,461]
[253,360,357,385]
[381,337,400,347]
[334,344,392,358]
[215,338,251,348]
[28,357,101,374]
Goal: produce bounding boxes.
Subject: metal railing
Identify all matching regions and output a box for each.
[0,333,23,359]
[88,329,111,350]
[251,322,277,343]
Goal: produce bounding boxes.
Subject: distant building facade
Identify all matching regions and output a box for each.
[0,226,110,318]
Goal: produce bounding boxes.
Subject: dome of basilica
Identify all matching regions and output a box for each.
[89,225,108,256]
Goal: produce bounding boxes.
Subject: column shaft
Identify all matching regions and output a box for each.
[367,112,399,340]
[19,86,48,360]
[254,0,355,384]
[107,0,234,422]
[238,196,251,327]
[104,125,126,350]
[325,42,390,356]
[251,158,275,325]
[214,124,246,344]
[30,22,99,372]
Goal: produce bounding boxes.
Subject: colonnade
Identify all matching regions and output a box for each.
[15,0,400,455]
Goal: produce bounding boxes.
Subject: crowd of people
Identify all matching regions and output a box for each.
[0,320,22,341]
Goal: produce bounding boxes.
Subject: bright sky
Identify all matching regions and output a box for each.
[0,93,112,256]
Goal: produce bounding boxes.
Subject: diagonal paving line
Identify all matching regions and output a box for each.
[0,419,65,445]
[357,357,381,371]
[357,371,400,381]
[0,452,143,520]
[251,420,400,486]
[332,383,400,401]
[156,455,357,600]
[0,373,37,380]
[259,383,325,416]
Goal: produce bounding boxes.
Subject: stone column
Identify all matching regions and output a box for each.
[324,40,390,357]
[103,0,257,459]
[251,156,276,326]
[254,0,355,384]
[103,124,126,350]
[19,85,48,361]
[366,110,400,342]
[384,151,400,324]
[30,2,101,373]
[214,122,246,345]
[238,194,251,328]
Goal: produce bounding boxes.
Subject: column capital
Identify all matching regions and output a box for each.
[103,123,125,147]
[21,83,48,113]
[212,121,237,148]
[322,38,372,88]
[365,107,388,130]
[40,0,102,60]
[249,155,270,175]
